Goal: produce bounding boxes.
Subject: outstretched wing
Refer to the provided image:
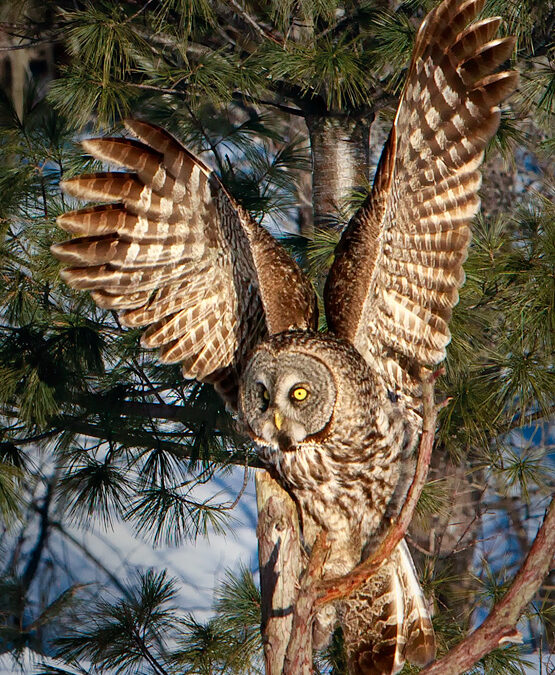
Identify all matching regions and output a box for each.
[53,120,317,408]
[324,0,517,403]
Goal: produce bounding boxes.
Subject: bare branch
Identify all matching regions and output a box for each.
[232,91,306,117]
[55,417,261,468]
[421,497,555,674]
[0,37,55,52]
[225,0,282,44]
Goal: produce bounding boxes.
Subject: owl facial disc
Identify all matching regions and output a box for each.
[239,346,336,452]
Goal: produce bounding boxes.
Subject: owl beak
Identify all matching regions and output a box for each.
[274,411,284,431]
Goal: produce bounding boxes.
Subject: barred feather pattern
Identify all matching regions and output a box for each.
[249,333,431,674]
[341,541,435,675]
[319,0,517,672]
[52,120,316,406]
[325,0,518,411]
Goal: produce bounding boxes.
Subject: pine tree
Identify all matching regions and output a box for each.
[0,0,553,672]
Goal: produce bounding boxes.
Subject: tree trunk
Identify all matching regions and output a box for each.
[306,116,371,229]
[255,114,374,672]
[256,470,302,675]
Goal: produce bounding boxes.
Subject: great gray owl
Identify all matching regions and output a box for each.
[51,0,517,672]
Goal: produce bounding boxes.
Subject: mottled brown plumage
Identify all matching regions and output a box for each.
[52,1,516,672]
[325,0,517,411]
[54,120,316,405]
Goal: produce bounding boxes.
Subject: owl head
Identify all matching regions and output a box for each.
[239,333,339,452]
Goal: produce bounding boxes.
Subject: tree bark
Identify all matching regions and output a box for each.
[421,497,555,675]
[255,470,302,675]
[306,116,371,228]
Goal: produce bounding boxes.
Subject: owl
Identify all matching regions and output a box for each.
[51,0,517,672]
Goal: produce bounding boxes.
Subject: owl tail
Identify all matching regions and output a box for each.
[341,539,435,675]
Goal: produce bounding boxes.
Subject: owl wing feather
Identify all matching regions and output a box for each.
[324,0,518,403]
[53,120,317,408]
[342,540,434,675]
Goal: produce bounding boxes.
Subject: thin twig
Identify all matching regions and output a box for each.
[226,0,282,44]
[124,0,156,24]
[505,405,555,433]
[50,518,131,599]
[223,451,250,510]
[0,38,55,52]
[232,91,306,117]
[130,82,185,96]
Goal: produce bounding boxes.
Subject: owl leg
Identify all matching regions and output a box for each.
[341,559,405,675]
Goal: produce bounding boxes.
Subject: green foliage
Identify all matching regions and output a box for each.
[472,645,534,675]
[0,462,23,525]
[261,36,373,110]
[306,227,341,277]
[55,570,180,672]
[414,478,451,525]
[213,565,262,663]
[126,481,231,545]
[25,567,263,674]
[436,204,554,459]
[494,446,552,502]
[365,9,417,93]
[0,0,552,672]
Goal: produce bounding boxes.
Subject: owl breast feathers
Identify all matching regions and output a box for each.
[52,0,517,672]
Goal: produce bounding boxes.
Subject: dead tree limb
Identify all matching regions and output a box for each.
[282,532,329,675]
[420,496,555,675]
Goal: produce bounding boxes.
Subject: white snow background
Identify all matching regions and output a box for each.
[0,466,259,674]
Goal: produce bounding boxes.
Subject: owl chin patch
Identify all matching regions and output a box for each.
[256,429,299,453]
[277,432,297,453]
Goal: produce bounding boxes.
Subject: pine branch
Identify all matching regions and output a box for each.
[225,0,282,45]
[21,475,56,594]
[130,627,170,675]
[420,496,555,675]
[55,417,260,467]
[123,0,157,24]
[505,406,555,433]
[46,516,131,599]
[231,91,305,117]
[0,37,56,52]
[62,392,232,429]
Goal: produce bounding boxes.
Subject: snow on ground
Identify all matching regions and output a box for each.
[0,466,260,674]
[48,467,260,619]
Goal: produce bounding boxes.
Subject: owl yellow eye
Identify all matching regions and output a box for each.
[291,386,309,402]
[263,389,270,401]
